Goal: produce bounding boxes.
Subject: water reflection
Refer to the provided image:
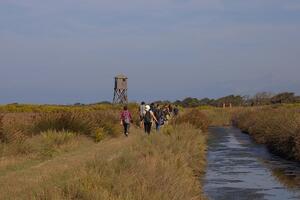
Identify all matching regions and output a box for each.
[271,168,300,189]
[204,127,300,200]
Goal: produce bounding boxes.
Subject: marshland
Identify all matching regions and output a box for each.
[0,95,300,199]
[1,1,300,199]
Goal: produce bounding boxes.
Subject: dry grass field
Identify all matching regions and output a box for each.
[0,105,208,200]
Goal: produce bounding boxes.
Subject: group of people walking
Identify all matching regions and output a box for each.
[120,102,179,136]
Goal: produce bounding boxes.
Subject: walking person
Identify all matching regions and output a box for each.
[139,102,146,127]
[154,104,164,132]
[143,105,157,134]
[168,104,173,116]
[163,105,170,125]
[173,105,179,116]
[120,105,132,137]
[150,103,155,112]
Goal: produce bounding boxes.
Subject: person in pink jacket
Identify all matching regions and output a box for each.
[120,105,132,137]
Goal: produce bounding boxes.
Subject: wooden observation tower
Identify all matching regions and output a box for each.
[113,74,128,104]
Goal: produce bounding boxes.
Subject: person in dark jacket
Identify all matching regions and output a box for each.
[143,105,157,134]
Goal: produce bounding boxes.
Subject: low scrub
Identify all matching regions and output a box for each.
[40,130,79,158]
[233,108,300,161]
[41,130,77,147]
[200,108,237,126]
[33,111,123,139]
[0,109,124,159]
[175,109,210,131]
[33,112,96,136]
[34,124,207,200]
[1,139,34,157]
[0,113,35,143]
[0,110,123,145]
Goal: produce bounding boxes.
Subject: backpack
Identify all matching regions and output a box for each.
[159,117,164,126]
[144,111,151,123]
[174,108,179,116]
[154,109,163,120]
[154,109,165,125]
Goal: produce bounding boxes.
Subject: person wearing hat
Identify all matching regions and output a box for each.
[143,105,157,134]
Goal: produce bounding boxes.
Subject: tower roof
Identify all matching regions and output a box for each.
[115,74,128,79]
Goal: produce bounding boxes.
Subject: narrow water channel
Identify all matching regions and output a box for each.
[204,127,300,200]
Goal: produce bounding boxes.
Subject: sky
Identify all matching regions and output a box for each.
[0,0,300,104]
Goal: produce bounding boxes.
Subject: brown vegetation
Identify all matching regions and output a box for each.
[0,105,208,199]
[200,108,237,126]
[33,124,207,200]
[233,107,300,161]
[175,109,210,131]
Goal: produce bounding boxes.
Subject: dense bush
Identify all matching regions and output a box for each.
[233,108,300,161]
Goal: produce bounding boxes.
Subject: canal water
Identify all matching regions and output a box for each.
[204,127,300,200]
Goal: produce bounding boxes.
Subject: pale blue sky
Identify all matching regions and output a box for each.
[0,0,300,104]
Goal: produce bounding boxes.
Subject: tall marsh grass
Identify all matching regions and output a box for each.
[233,107,300,161]
[0,107,125,160]
[0,109,123,146]
[33,112,96,136]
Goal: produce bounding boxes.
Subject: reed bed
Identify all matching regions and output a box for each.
[233,107,300,161]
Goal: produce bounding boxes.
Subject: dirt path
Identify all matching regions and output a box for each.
[0,128,142,199]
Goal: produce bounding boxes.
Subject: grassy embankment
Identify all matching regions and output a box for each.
[0,104,208,199]
[198,104,300,162]
[233,106,300,161]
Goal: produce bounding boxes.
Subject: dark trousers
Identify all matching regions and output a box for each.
[123,123,130,135]
[144,122,152,134]
[155,122,161,132]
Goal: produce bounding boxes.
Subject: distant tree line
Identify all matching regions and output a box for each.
[71,92,300,108]
[174,92,300,108]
